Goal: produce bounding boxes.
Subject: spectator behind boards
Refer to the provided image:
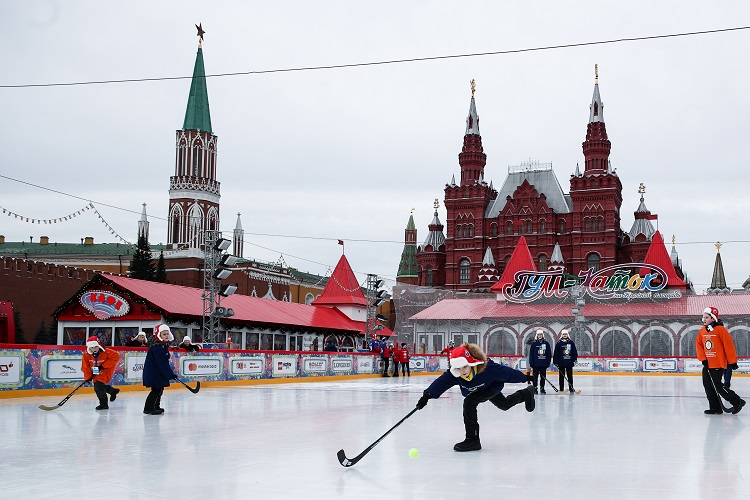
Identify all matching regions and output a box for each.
[180,336,201,352]
[323,338,339,352]
[126,331,149,348]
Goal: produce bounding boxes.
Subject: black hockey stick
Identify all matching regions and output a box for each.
[39,378,91,411]
[539,373,559,393]
[337,407,418,467]
[706,368,732,413]
[177,379,200,394]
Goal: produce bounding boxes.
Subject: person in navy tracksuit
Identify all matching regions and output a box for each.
[553,329,578,393]
[142,324,178,415]
[529,329,552,394]
[415,343,535,452]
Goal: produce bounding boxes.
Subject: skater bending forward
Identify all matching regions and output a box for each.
[415,343,535,452]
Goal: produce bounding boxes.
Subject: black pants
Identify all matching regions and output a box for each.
[93,381,116,406]
[558,366,574,390]
[144,387,164,412]
[381,358,390,376]
[462,387,525,430]
[400,361,410,376]
[532,367,547,389]
[702,367,741,410]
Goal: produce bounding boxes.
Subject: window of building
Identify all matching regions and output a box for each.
[558,220,565,233]
[539,255,547,272]
[468,224,474,237]
[507,221,513,234]
[304,293,314,305]
[459,259,471,285]
[539,219,545,233]
[586,253,600,272]
[523,221,531,234]
[491,223,497,237]
[426,268,433,286]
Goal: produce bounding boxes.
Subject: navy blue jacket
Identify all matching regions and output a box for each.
[423,359,527,399]
[553,339,578,367]
[143,343,177,388]
[529,339,552,368]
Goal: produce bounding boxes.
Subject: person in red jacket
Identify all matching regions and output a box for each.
[397,342,411,377]
[380,340,392,377]
[81,336,120,410]
[696,306,745,415]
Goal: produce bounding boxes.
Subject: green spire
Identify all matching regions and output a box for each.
[406,214,416,230]
[183,47,212,133]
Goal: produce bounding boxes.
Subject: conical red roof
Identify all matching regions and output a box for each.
[491,236,537,292]
[312,255,368,306]
[641,230,686,288]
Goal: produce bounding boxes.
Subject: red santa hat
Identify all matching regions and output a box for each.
[86,335,104,354]
[703,307,719,322]
[154,323,174,342]
[449,346,484,377]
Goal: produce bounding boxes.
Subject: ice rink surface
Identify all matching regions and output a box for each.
[1,374,747,500]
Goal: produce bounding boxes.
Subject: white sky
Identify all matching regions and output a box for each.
[2,1,750,292]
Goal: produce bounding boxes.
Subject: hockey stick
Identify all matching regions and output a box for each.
[177,379,200,394]
[706,368,732,413]
[39,379,91,411]
[539,373,559,393]
[565,372,582,395]
[337,407,419,467]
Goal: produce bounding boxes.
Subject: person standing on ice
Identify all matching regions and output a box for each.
[696,306,745,415]
[415,343,535,452]
[142,324,178,415]
[81,336,121,410]
[553,329,578,394]
[529,329,552,394]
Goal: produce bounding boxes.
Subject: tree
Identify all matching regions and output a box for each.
[155,251,168,283]
[129,233,155,281]
[47,319,59,345]
[33,320,54,345]
[13,309,25,344]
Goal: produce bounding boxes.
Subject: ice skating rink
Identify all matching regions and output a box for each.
[0,374,747,500]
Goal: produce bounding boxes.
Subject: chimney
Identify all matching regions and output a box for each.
[40,236,49,245]
[84,236,94,245]
[0,235,4,244]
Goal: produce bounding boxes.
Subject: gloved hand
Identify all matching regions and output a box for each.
[702,360,708,368]
[730,363,739,370]
[416,394,431,410]
[526,373,534,383]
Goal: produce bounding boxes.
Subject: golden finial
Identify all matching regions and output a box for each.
[595,64,599,84]
[672,235,676,245]
[410,207,415,214]
[638,183,646,195]
[433,198,440,210]
[715,241,722,252]
[470,79,476,98]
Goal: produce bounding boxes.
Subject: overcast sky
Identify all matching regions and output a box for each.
[2,1,750,293]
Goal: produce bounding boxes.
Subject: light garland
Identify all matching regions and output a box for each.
[1,202,133,246]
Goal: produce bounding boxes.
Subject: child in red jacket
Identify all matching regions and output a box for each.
[81,336,120,410]
[397,342,411,376]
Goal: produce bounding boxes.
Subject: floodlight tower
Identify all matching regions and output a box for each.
[202,230,237,344]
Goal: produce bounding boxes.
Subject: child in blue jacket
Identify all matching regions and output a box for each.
[142,324,178,415]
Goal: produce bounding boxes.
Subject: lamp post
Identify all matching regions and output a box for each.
[202,230,237,344]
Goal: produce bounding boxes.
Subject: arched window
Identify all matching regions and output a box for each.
[558,220,565,234]
[600,329,632,356]
[486,330,516,355]
[459,259,471,285]
[538,255,547,271]
[491,223,497,237]
[507,221,513,234]
[426,268,433,286]
[584,219,590,231]
[598,217,604,231]
[639,330,672,356]
[468,225,474,237]
[539,219,546,233]
[523,221,531,234]
[304,293,315,305]
[586,253,600,272]
[457,225,462,238]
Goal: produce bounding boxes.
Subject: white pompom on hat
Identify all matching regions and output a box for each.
[703,307,719,322]
[154,323,174,342]
[86,335,104,354]
[449,346,484,378]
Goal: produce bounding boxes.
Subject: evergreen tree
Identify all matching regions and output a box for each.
[47,319,60,345]
[33,320,48,345]
[155,251,168,283]
[129,233,155,281]
[13,309,25,344]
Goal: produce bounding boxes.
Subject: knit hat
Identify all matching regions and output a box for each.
[401,343,407,348]
[182,336,192,344]
[449,346,484,377]
[561,329,570,338]
[86,335,104,354]
[703,307,719,322]
[155,324,174,342]
[536,328,544,337]
[135,331,147,339]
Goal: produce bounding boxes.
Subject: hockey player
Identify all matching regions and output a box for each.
[553,329,578,394]
[81,336,120,410]
[696,307,745,414]
[415,343,535,452]
[529,329,552,394]
[142,324,179,415]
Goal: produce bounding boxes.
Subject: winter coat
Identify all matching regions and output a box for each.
[369,339,381,354]
[126,339,149,348]
[424,359,527,399]
[323,342,339,352]
[380,343,392,359]
[529,339,552,368]
[143,343,178,388]
[553,339,578,367]
[395,347,410,363]
[81,348,120,384]
[181,343,201,352]
[696,322,737,369]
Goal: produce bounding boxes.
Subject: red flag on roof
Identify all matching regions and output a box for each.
[338,239,344,245]
[645,214,658,220]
